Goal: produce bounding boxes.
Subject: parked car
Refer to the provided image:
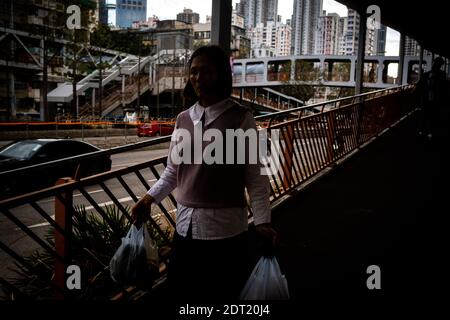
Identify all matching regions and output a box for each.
[137,121,175,137]
[0,139,112,199]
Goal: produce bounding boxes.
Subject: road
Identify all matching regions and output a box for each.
[0,135,334,284]
[110,148,169,170]
[0,147,172,283]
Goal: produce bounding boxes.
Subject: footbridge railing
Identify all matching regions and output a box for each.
[0,85,418,300]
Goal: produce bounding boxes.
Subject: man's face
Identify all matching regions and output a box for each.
[189,55,219,99]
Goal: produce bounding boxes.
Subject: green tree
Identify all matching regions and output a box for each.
[90,25,152,56]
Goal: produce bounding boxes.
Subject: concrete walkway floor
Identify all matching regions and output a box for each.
[272,114,448,299]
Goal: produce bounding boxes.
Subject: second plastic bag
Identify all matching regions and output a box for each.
[109,224,159,287]
[240,256,289,300]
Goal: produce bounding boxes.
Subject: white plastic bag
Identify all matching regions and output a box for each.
[109,224,159,286]
[240,256,289,300]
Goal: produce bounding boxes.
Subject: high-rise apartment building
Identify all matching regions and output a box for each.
[340,8,376,56]
[404,36,420,56]
[239,0,278,29]
[176,8,200,25]
[248,21,291,56]
[116,0,147,28]
[315,12,341,55]
[291,0,322,55]
[374,25,387,55]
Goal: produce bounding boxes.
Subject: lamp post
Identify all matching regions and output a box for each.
[137,32,141,118]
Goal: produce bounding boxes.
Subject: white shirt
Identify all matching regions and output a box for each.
[147,98,271,240]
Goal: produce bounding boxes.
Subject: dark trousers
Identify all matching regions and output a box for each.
[167,229,251,302]
[420,104,450,139]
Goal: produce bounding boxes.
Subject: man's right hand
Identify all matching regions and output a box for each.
[131,194,154,224]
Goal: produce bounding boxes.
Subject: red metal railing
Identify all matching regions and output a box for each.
[0,85,418,300]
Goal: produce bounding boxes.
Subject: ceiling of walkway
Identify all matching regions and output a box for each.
[337,0,449,58]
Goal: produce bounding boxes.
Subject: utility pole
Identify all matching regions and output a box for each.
[171,46,175,117]
[71,32,77,118]
[42,26,49,120]
[156,46,160,119]
[137,33,141,117]
[98,53,103,118]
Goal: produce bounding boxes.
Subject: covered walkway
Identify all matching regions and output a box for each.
[272,113,448,297]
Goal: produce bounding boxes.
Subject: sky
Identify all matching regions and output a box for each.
[147,0,347,23]
[144,0,400,56]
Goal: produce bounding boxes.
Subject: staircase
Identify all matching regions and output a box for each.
[77,74,151,120]
[47,54,151,103]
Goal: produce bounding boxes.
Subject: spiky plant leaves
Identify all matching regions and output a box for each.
[3,204,170,300]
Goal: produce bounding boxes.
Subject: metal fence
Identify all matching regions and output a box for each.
[0,85,417,300]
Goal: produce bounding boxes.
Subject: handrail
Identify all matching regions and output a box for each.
[254,84,412,121]
[0,85,412,182]
[0,85,418,300]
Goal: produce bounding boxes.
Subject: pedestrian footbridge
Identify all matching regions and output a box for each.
[1,84,445,300]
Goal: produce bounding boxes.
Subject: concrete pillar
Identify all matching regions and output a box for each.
[211,0,232,56]
[377,59,383,84]
[291,58,296,81]
[355,11,367,95]
[349,57,356,83]
[327,61,334,81]
[398,33,405,85]
[263,61,268,82]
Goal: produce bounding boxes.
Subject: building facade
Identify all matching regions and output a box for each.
[176,8,200,25]
[193,12,251,58]
[239,0,278,29]
[248,21,291,56]
[116,0,147,28]
[0,0,96,120]
[374,25,387,55]
[315,12,341,55]
[97,0,109,25]
[404,36,420,56]
[339,9,376,56]
[291,0,322,55]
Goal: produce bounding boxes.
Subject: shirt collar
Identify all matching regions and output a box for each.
[189,98,235,126]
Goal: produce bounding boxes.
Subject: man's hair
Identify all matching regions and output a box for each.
[183,45,232,107]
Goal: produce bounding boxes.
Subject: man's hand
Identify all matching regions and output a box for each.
[255,223,279,248]
[131,194,154,225]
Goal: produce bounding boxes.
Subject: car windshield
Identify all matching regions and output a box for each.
[0,141,43,159]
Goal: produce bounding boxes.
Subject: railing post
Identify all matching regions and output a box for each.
[282,124,295,190]
[325,112,336,163]
[355,95,366,144]
[125,122,128,143]
[54,177,74,300]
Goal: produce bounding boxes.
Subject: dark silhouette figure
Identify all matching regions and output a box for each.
[131,46,278,301]
[416,57,448,140]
